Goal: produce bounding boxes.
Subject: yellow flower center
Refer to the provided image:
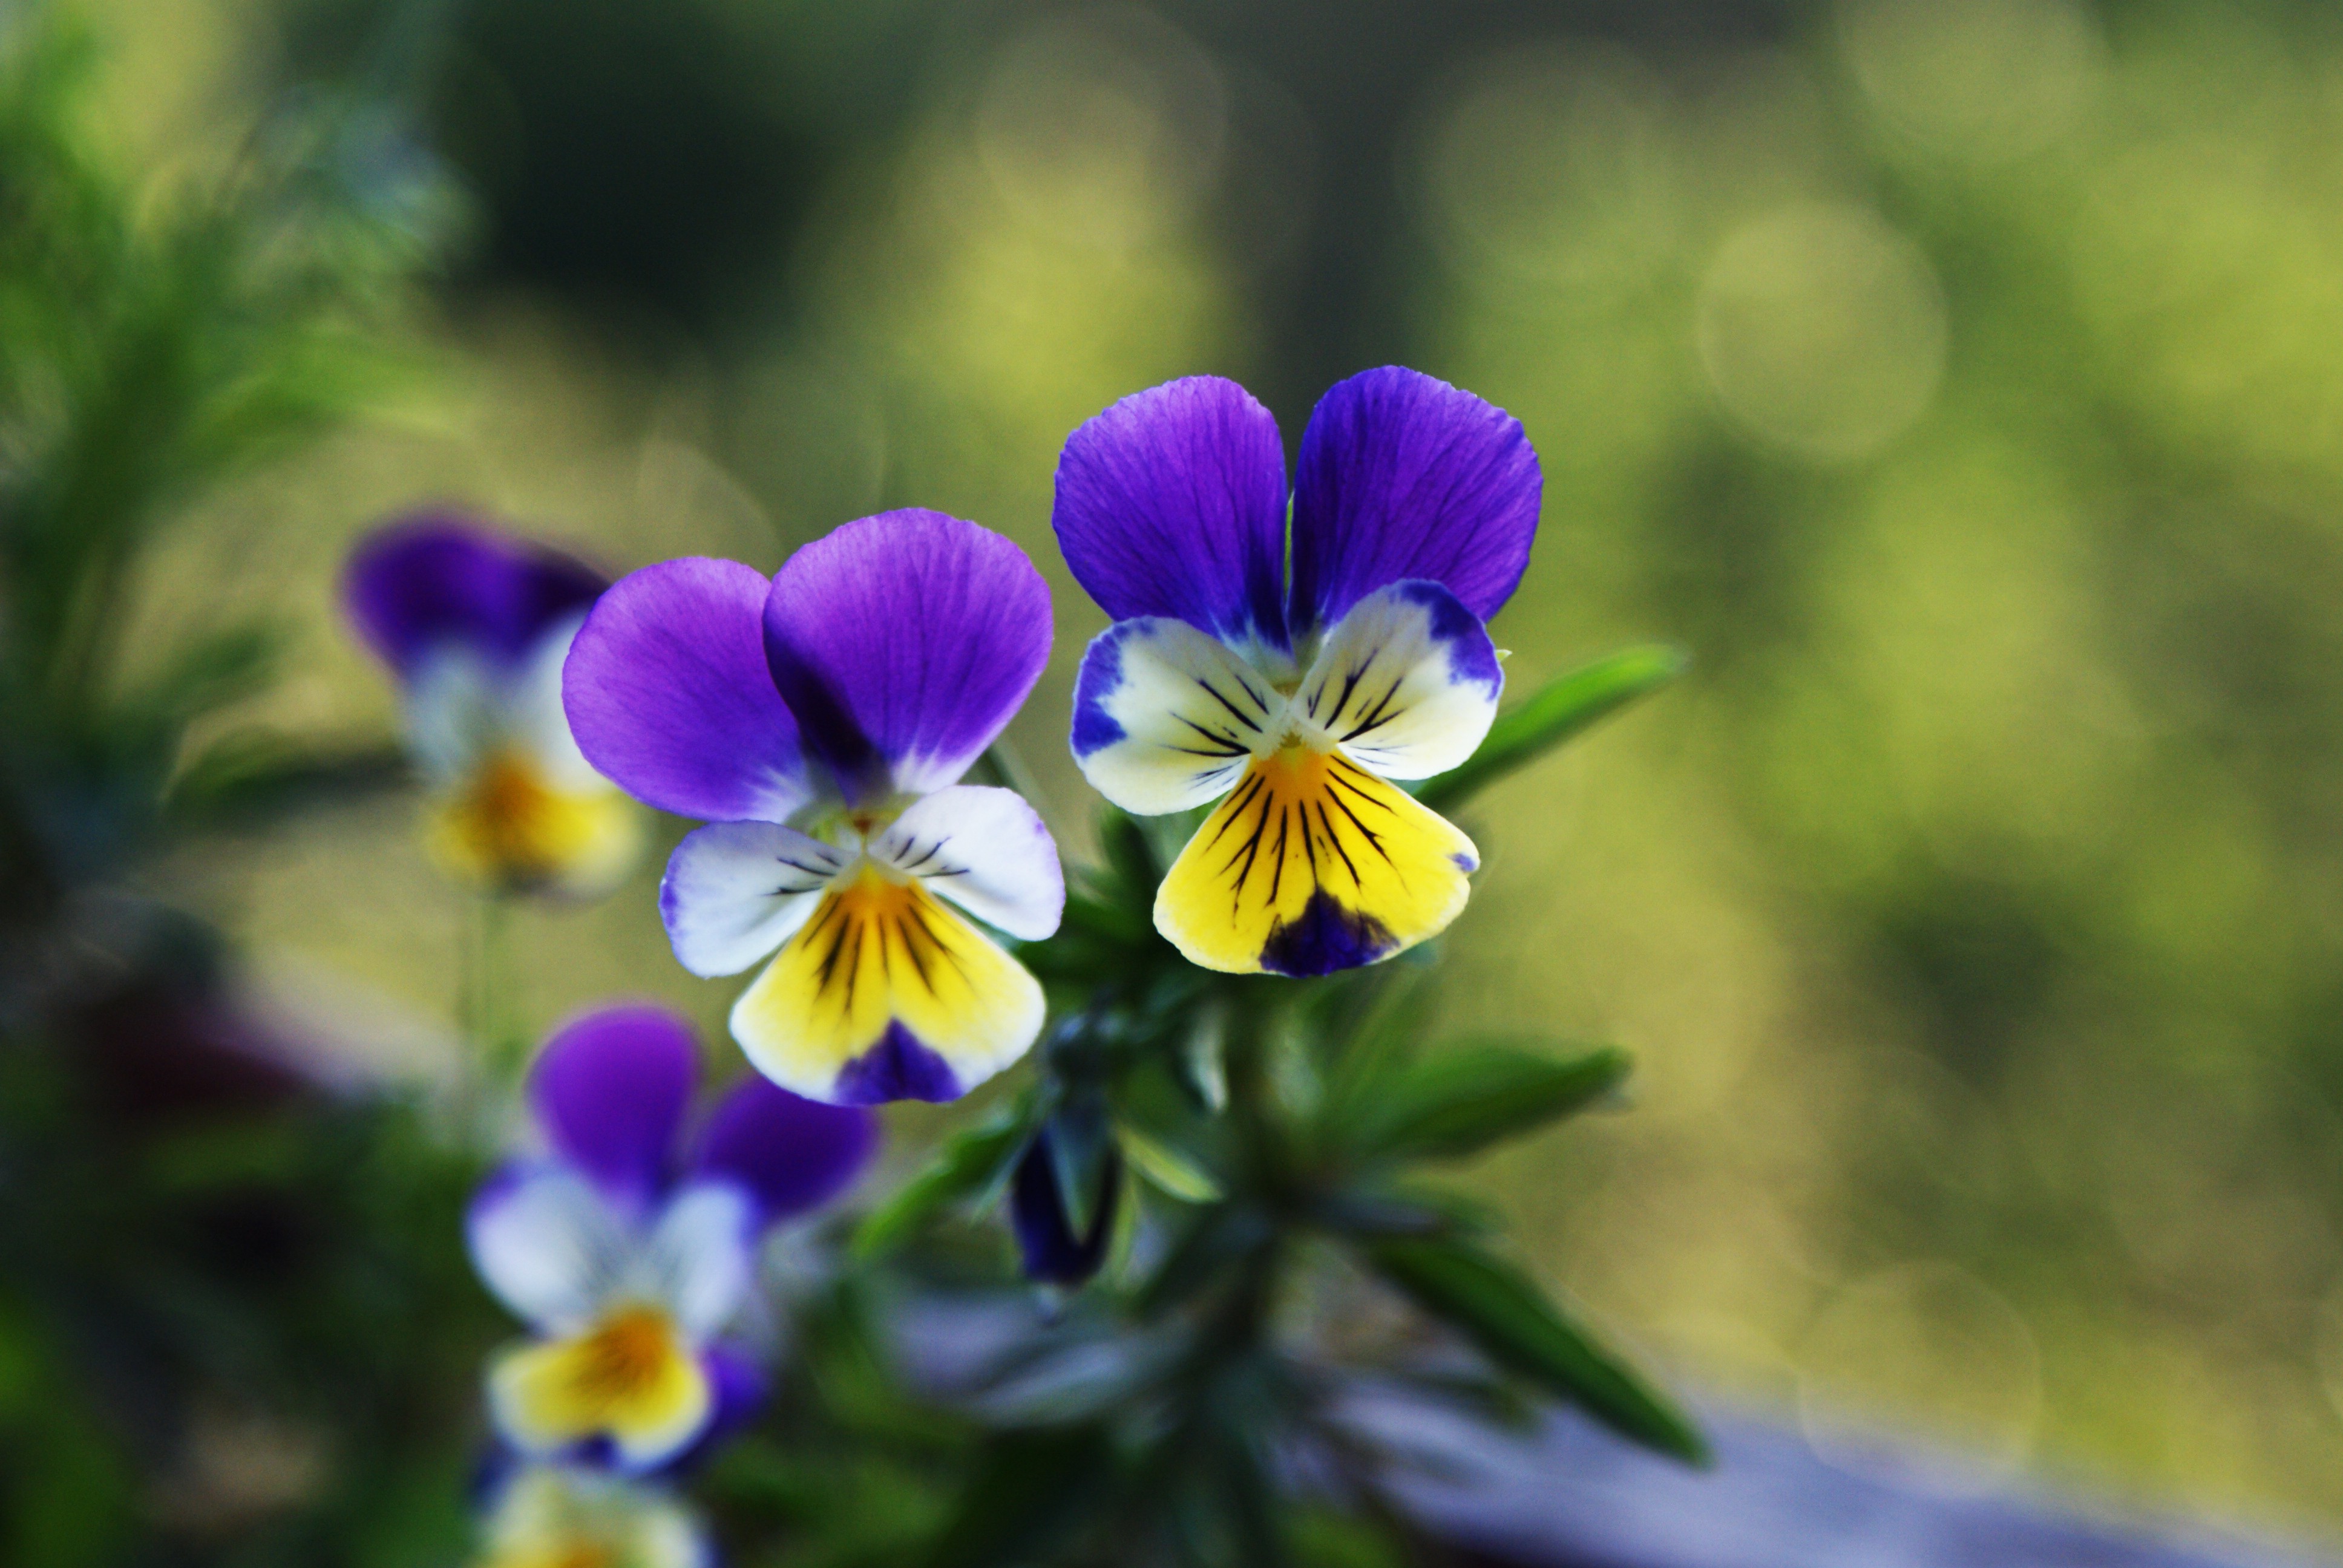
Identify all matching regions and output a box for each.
[427,750,633,893]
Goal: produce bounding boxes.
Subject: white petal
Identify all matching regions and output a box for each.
[870,785,1065,941]
[404,646,501,787]
[467,1167,628,1333]
[508,613,606,791]
[661,821,846,978]
[633,1181,756,1341]
[1294,581,1503,780]
[1069,617,1279,815]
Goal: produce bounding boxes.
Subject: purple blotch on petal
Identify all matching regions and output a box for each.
[1287,367,1541,636]
[830,1021,962,1105]
[1394,580,1504,697]
[660,1344,770,1476]
[690,1075,878,1224]
[1053,376,1290,651]
[529,1004,700,1207]
[1259,890,1399,978]
[763,510,1052,803]
[344,515,605,678]
[1069,624,1130,759]
[564,557,808,823]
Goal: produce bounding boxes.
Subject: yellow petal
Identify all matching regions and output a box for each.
[487,1307,711,1469]
[1153,747,1479,976]
[427,750,640,897]
[729,864,1043,1105]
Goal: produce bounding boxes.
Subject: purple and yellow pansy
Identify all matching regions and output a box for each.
[563,509,1066,1107]
[1056,367,1538,977]
[473,1463,708,1568]
[344,517,640,896]
[468,1005,876,1471]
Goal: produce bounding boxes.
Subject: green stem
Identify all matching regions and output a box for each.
[458,891,518,1140]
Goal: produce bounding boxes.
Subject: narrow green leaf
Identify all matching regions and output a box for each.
[1367,1237,1709,1465]
[851,1111,1028,1261]
[1413,644,1686,814]
[1352,1044,1631,1163]
[1046,1100,1115,1238]
[1115,1121,1223,1203]
[920,1423,1116,1568]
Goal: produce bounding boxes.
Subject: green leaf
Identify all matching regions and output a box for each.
[162,733,406,832]
[1366,1236,1708,1465]
[851,1109,1029,1260]
[1115,1120,1223,1203]
[919,1423,1116,1568]
[1351,1043,1631,1163]
[1413,644,1686,814]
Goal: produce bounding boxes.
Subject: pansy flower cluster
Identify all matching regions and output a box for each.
[344,517,641,897]
[563,509,1066,1106]
[464,1004,875,1564]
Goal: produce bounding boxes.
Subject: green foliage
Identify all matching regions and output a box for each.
[1368,1238,1708,1465]
[1345,1041,1631,1164]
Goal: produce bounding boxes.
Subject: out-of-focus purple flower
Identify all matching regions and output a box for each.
[473,1461,709,1568]
[562,511,1065,1108]
[343,515,640,896]
[1058,370,1538,976]
[1008,1129,1124,1289]
[468,1004,876,1472]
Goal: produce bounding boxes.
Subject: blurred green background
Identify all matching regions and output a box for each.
[69,0,2343,1544]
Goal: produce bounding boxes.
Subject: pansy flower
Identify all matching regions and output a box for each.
[473,1463,707,1568]
[1057,368,1536,976]
[563,509,1065,1106]
[344,516,640,895]
[470,1004,876,1470]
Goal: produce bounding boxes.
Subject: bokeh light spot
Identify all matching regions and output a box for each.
[1798,1261,2042,1484]
[1841,0,2108,162]
[1696,201,1947,463]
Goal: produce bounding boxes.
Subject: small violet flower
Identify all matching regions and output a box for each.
[473,1463,708,1568]
[1008,1129,1123,1289]
[469,1004,876,1471]
[1056,368,1539,976]
[563,510,1066,1107]
[344,516,640,896]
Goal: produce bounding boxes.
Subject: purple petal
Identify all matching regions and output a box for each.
[529,1004,700,1207]
[564,558,810,823]
[689,1075,879,1224]
[660,1344,770,1475]
[343,515,606,677]
[1286,368,1541,635]
[762,511,1052,802]
[1052,377,1289,651]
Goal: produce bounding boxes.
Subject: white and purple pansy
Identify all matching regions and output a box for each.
[1056,367,1536,977]
[562,509,1066,1108]
[473,1462,709,1568]
[343,515,641,897]
[468,1004,876,1472]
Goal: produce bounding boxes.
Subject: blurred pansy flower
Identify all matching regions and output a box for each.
[471,1004,876,1471]
[344,517,640,896]
[474,1462,707,1568]
[564,510,1064,1107]
[1057,368,1535,976]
